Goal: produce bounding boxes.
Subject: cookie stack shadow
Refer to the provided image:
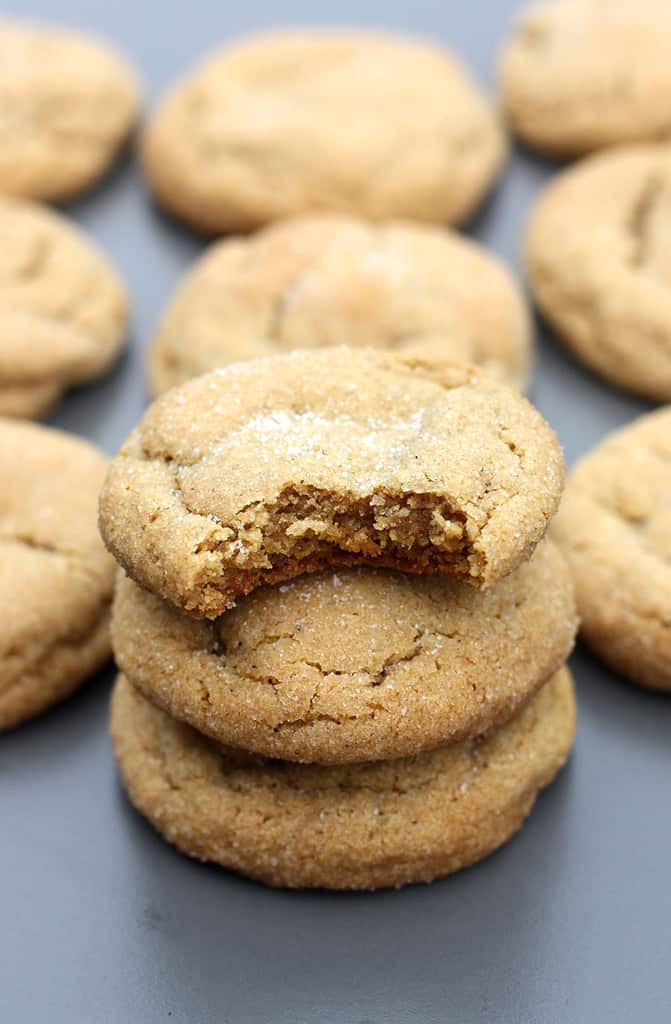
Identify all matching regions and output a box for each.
[103,348,579,890]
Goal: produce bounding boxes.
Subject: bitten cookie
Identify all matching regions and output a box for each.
[552,409,671,692]
[100,347,564,618]
[149,215,532,396]
[500,0,671,157]
[0,18,140,200]
[112,542,577,764]
[140,30,506,234]
[0,195,128,418]
[0,420,115,730]
[111,668,576,890]
[526,145,671,402]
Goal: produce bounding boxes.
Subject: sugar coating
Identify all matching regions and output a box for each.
[0,194,128,418]
[0,419,115,729]
[140,30,506,233]
[552,407,671,691]
[110,668,576,890]
[99,346,565,618]
[149,214,531,395]
[112,541,577,764]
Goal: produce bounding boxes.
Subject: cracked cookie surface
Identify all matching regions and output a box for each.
[501,1,671,157]
[111,668,575,889]
[0,419,116,729]
[0,18,139,201]
[100,347,564,618]
[112,541,577,763]
[552,409,671,691]
[149,214,531,396]
[526,145,671,401]
[0,194,128,418]
[140,29,506,234]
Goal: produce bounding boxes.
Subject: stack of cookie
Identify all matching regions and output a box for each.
[102,346,578,890]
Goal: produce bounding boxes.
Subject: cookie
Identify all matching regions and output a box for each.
[526,145,671,402]
[99,347,564,618]
[112,541,576,764]
[111,668,575,890]
[552,409,671,692]
[140,30,506,234]
[0,19,139,201]
[500,0,671,157]
[149,214,532,396]
[0,195,128,418]
[0,420,115,730]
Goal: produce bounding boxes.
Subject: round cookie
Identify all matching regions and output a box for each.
[112,541,577,764]
[0,420,116,730]
[552,409,671,692]
[0,18,139,201]
[111,668,576,890]
[149,215,532,396]
[100,347,565,618]
[500,0,671,157]
[140,30,506,234]
[0,195,128,418]
[526,145,671,402]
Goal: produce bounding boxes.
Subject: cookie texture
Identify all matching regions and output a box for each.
[111,668,575,890]
[0,420,115,730]
[501,0,671,157]
[140,30,506,234]
[552,409,671,691]
[526,145,671,402]
[0,195,128,418]
[149,214,532,396]
[0,18,139,201]
[112,542,577,764]
[100,347,564,618]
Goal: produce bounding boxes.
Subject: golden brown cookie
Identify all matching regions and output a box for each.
[100,347,565,618]
[0,195,128,418]
[0,420,116,730]
[0,18,140,201]
[500,0,671,157]
[111,668,575,890]
[526,145,671,402]
[552,409,671,691]
[149,214,532,396]
[140,30,506,234]
[112,541,577,763]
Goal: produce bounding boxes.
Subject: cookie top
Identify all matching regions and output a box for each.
[0,18,139,201]
[0,195,128,419]
[149,214,532,396]
[552,409,671,691]
[111,668,575,889]
[500,0,671,157]
[112,540,576,763]
[140,30,506,234]
[526,145,671,402]
[100,347,564,618]
[0,420,116,729]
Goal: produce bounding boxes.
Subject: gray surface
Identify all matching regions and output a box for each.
[1,1,670,1021]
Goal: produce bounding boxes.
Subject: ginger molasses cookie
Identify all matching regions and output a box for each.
[0,19,139,200]
[501,1,671,157]
[0,195,128,418]
[0,420,115,730]
[112,542,577,764]
[149,214,531,396]
[111,668,576,890]
[141,30,506,234]
[100,347,565,618]
[526,145,671,402]
[552,409,671,692]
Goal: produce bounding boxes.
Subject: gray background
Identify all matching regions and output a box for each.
[2,2,670,1022]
